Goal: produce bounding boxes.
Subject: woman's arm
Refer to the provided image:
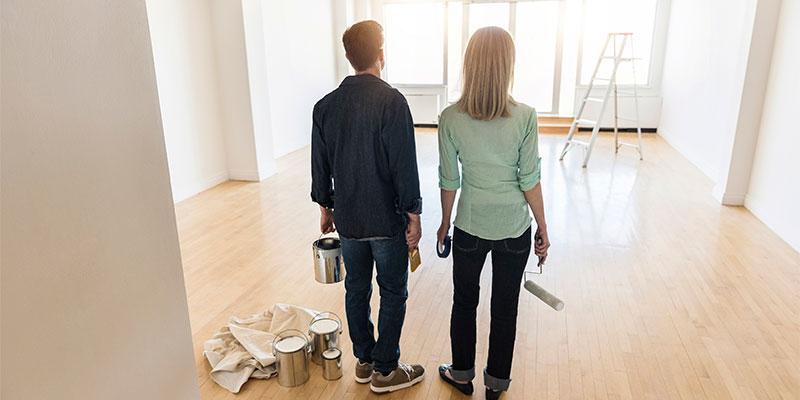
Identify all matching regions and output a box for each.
[437,114,460,245]
[524,183,549,265]
[438,189,457,244]
[518,110,549,265]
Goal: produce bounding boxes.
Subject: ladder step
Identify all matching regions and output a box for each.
[574,118,597,125]
[593,77,613,82]
[617,142,640,148]
[570,139,589,147]
[584,97,604,103]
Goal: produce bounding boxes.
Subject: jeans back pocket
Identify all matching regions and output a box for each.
[453,228,480,252]
[502,228,532,254]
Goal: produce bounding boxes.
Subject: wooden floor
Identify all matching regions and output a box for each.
[175,130,800,400]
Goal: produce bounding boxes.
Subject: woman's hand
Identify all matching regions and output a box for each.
[437,221,451,246]
[320,207,335,234]
[534,225,550,266]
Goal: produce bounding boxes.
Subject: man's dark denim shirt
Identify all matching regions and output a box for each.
[311,74,422,239]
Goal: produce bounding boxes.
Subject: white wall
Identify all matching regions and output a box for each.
[746,0,800,252]
[262,0,339,157]
[241,0,279,178]
[659,0,783,206]
[210,0,274,181]
[146,0,229,202]
[146,0,339,195]
[1,1,199,399]
[659,0,757,180]
[332,0,356,81]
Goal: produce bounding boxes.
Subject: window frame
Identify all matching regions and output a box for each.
[574,0,671,93]
[376,0,670,114]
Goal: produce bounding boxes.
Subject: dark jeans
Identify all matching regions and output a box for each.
[341,233,409,375]
[449,226,531,392]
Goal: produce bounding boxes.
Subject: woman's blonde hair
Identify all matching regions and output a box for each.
[457,26,516,121]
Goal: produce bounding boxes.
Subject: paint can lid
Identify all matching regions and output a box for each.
[310,318,339,334]
[274,336,306,353]
[322,348,341,360]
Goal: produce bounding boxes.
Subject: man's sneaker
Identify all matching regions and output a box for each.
[355,360,374,383]
[369,362,425,393]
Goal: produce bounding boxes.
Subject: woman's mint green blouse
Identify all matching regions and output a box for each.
[438,103,541,240]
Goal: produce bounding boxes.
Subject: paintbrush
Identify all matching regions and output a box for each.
[409,247,422,272]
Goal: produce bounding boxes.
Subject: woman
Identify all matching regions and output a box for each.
[436,27,549,399]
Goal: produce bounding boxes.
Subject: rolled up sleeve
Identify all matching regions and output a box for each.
[382,93,422,215]
[311,103,335,208]
[517,109,541,191]
[438,117,461,191]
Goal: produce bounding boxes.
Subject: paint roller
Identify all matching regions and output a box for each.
[437,231,563,310]
[524,236,564,311]
[524,272,564,311]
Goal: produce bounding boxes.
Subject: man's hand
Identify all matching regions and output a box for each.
[534,225,550,266]
[406,213,421,248]
[320,207,335,234]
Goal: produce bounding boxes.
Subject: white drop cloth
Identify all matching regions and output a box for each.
[203,303,319,393]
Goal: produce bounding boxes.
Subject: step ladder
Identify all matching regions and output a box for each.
[559,33,644,168]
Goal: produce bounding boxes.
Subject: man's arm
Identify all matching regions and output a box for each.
[383,93,422,247]
[310,103,335,233]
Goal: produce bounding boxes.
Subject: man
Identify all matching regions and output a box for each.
[310,20,424,393]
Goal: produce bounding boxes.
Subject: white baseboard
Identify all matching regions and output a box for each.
[228,169,262,182]
[712,184,746,206]
[172,171,229,203]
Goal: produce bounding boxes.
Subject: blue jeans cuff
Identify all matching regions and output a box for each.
[450,366,475,381]
[484,368,511,391]
[374,361,398,376]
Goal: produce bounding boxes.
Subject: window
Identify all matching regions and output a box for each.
[513,1,560,110]
[579,0,658,85]
[446,2,463,100]
[447,1,513,104]
[468,3,509,35]
[383,2,445,85]
[381,0,663,114]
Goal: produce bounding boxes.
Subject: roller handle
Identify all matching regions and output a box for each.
[436,235,452,258]
[523,279,564,311]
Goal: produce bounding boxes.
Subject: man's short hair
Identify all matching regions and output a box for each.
[342,20,383,71]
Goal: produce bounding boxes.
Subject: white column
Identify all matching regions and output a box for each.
[209,0,277,181]
[1,0,198,398]
[713,0,782,205]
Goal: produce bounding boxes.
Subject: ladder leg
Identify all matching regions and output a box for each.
[560,35,611,162]
[630,34,644,160]
[637,126,643,160]
[613,84,619,154]
[583,125,601,168]
[583,35,624,168]
[612,37,619,154]
[559,122,578,160]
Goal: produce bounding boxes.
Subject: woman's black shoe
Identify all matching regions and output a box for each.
[485,388,503,400]
[438,364,474,395]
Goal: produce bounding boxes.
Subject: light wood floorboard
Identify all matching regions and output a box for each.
[175,130,800,399]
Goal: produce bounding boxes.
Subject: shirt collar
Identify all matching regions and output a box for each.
[340,74,390,87]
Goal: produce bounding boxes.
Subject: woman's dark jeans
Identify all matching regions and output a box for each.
[449,226,531,392]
